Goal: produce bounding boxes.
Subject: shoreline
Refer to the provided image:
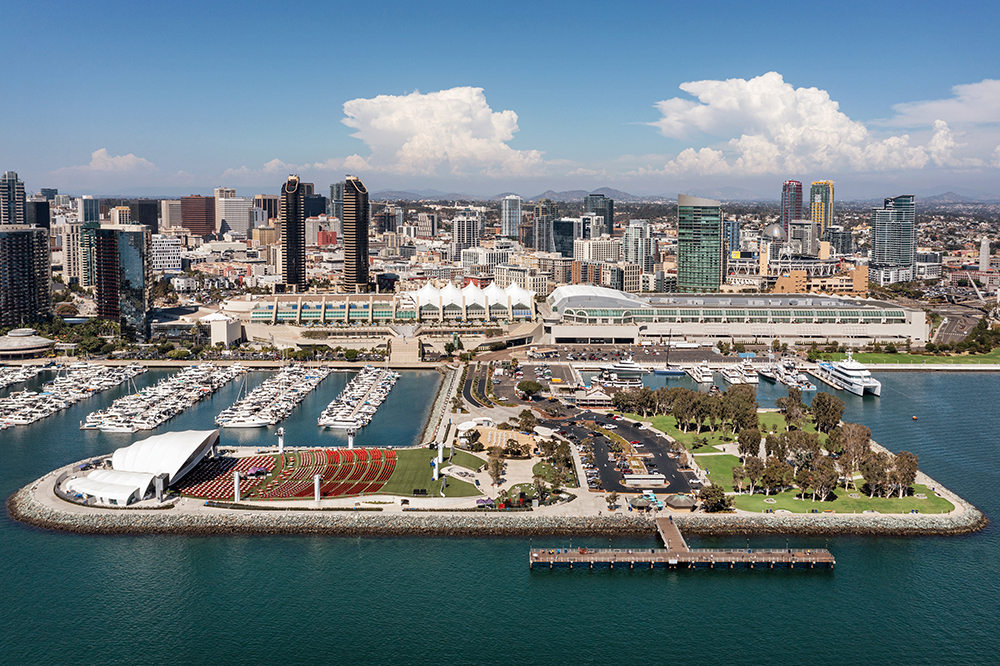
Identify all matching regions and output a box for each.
[7,461,987,538]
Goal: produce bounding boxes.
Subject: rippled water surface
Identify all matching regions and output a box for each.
[1,370,997,665]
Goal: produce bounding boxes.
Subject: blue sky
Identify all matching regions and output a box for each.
[3,0,999,198]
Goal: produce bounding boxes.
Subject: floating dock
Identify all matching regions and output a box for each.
[529,517,835,570]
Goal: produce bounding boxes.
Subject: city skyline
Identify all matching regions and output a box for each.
[2,1,998,200]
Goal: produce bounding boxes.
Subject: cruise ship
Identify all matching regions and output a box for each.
[813,352,882,396]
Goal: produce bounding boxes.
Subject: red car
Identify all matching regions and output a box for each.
[630,440,640,445]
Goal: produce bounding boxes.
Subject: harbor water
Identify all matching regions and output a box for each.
[1,369,998,665]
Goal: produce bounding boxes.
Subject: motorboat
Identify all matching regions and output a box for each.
[718,365,744,385]
[599,370,643,389]
[602,356,649,376]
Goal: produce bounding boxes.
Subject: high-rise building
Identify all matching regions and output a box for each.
[1,171,26,225]
[0,225,51,327]
[304,194,328,219]
[278,175,306,291]
[214,187,236,232]
[253,194,280,222]
[723,218,740,253]
[584,194,614,236]
[810,181,835,233]
[151,234,183,272]
[573,237,621,262]
[217,196,254,236]
[77,195,100,224]
[109,206,131,225]
[129,200,159,234]
[823,225,853,256]
[25,196,50,230]
[534,199,558,220]
[677,194,724,293]
[160,200,182,230]
[581,213,604,240]
[40,188,57,201]
[342,175,370,291]
[624,219,656,272]
[552,217,585,257]
[979,238,991,272]
[452,213,481,253]
[871,194,916,285]
[79,220,101,288]
[500,195,522,237]
[93,224,152,341]
[533,214,554,253]
[417,212,438,238]
[61,222,82,284]
[788,219,819,256]
[329,181,345,233]
[180,195,215,237]
[780,180,802,234]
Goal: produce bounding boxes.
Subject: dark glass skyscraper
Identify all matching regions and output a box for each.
[180,195,215,237]
[25,198,51,230]
[677,194,724,293]
[343,175,370,291]
[0,225,51,327]
[93,225,152,341]
[780,180,802,234]
[278,175,306,291]
[129,200,159,234]
[584,194,614,236]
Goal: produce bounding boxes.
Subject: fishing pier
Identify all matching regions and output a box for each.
[529,517,836,570]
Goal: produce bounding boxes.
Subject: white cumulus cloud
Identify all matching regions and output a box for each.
[889,79,1000,126]
[341,87,545,177]
[58,148,157,173]
[648,72,931,175]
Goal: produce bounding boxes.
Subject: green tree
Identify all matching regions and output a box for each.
[698,484,732,512]
[891,451,919,498]
[605,491,619,510]
[732,465,746,493]
[517,409,538,431]
[344,349,359,361]
[811,392,845,433]
[516,380,543,398]
[744,456,765,494]
[812,455,839,502]
[737,428,761,459]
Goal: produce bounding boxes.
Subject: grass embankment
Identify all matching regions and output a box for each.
[449,449,485,471]
[733,483,954,514]
[818,349,1000,365]
[379,448,481,498]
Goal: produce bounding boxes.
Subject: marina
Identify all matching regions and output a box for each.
[216,364,333,428]
[0,364,48,391]
[318,365,402,429]
[0,363,146,427]
[81,363,246,432]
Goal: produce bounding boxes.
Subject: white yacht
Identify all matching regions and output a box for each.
[598,370,643,389]
[602,356,649,376]
[739,359,759,384]
[686,361,714,384]
[718,364,744,385]
[814,352,882,396]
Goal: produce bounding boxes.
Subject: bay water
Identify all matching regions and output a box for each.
[1,369,997,665]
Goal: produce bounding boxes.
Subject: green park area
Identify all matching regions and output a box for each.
[691,453,743,491]
[616,413,732,450]
[733,483,954,514]
[378,448,482,498]
[448,449,485,472]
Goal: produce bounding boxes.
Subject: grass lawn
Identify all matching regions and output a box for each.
[692,454,742,491]
[616,412,730,451]
[733,483,954,514]
[449,449,485,471]
[379,448,482,498]
[532,461,579,488]
[817,348,1000,365]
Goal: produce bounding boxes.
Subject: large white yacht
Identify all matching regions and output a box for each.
[814,352,882,396]
[602,356,649,376]
[686,361,714,384]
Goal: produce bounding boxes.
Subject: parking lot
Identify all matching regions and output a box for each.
[490,362,575,402]
[542,411,696,496]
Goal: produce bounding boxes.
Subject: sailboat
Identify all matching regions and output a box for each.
[653,332,686,376]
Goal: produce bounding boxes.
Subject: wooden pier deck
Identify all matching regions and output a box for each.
[529,517,835,570]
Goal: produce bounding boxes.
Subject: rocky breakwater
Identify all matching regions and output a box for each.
[7,481,657,537]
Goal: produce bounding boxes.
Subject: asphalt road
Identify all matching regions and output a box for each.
[933,306,984,345]
[462,365,484,408]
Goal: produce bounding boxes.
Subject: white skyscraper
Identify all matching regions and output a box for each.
[214,187,236,232]
[217,196,253,235]
[624,219,656,272]
[979,237,991,272]
[160,200,182,230]
[501,195,522,237]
